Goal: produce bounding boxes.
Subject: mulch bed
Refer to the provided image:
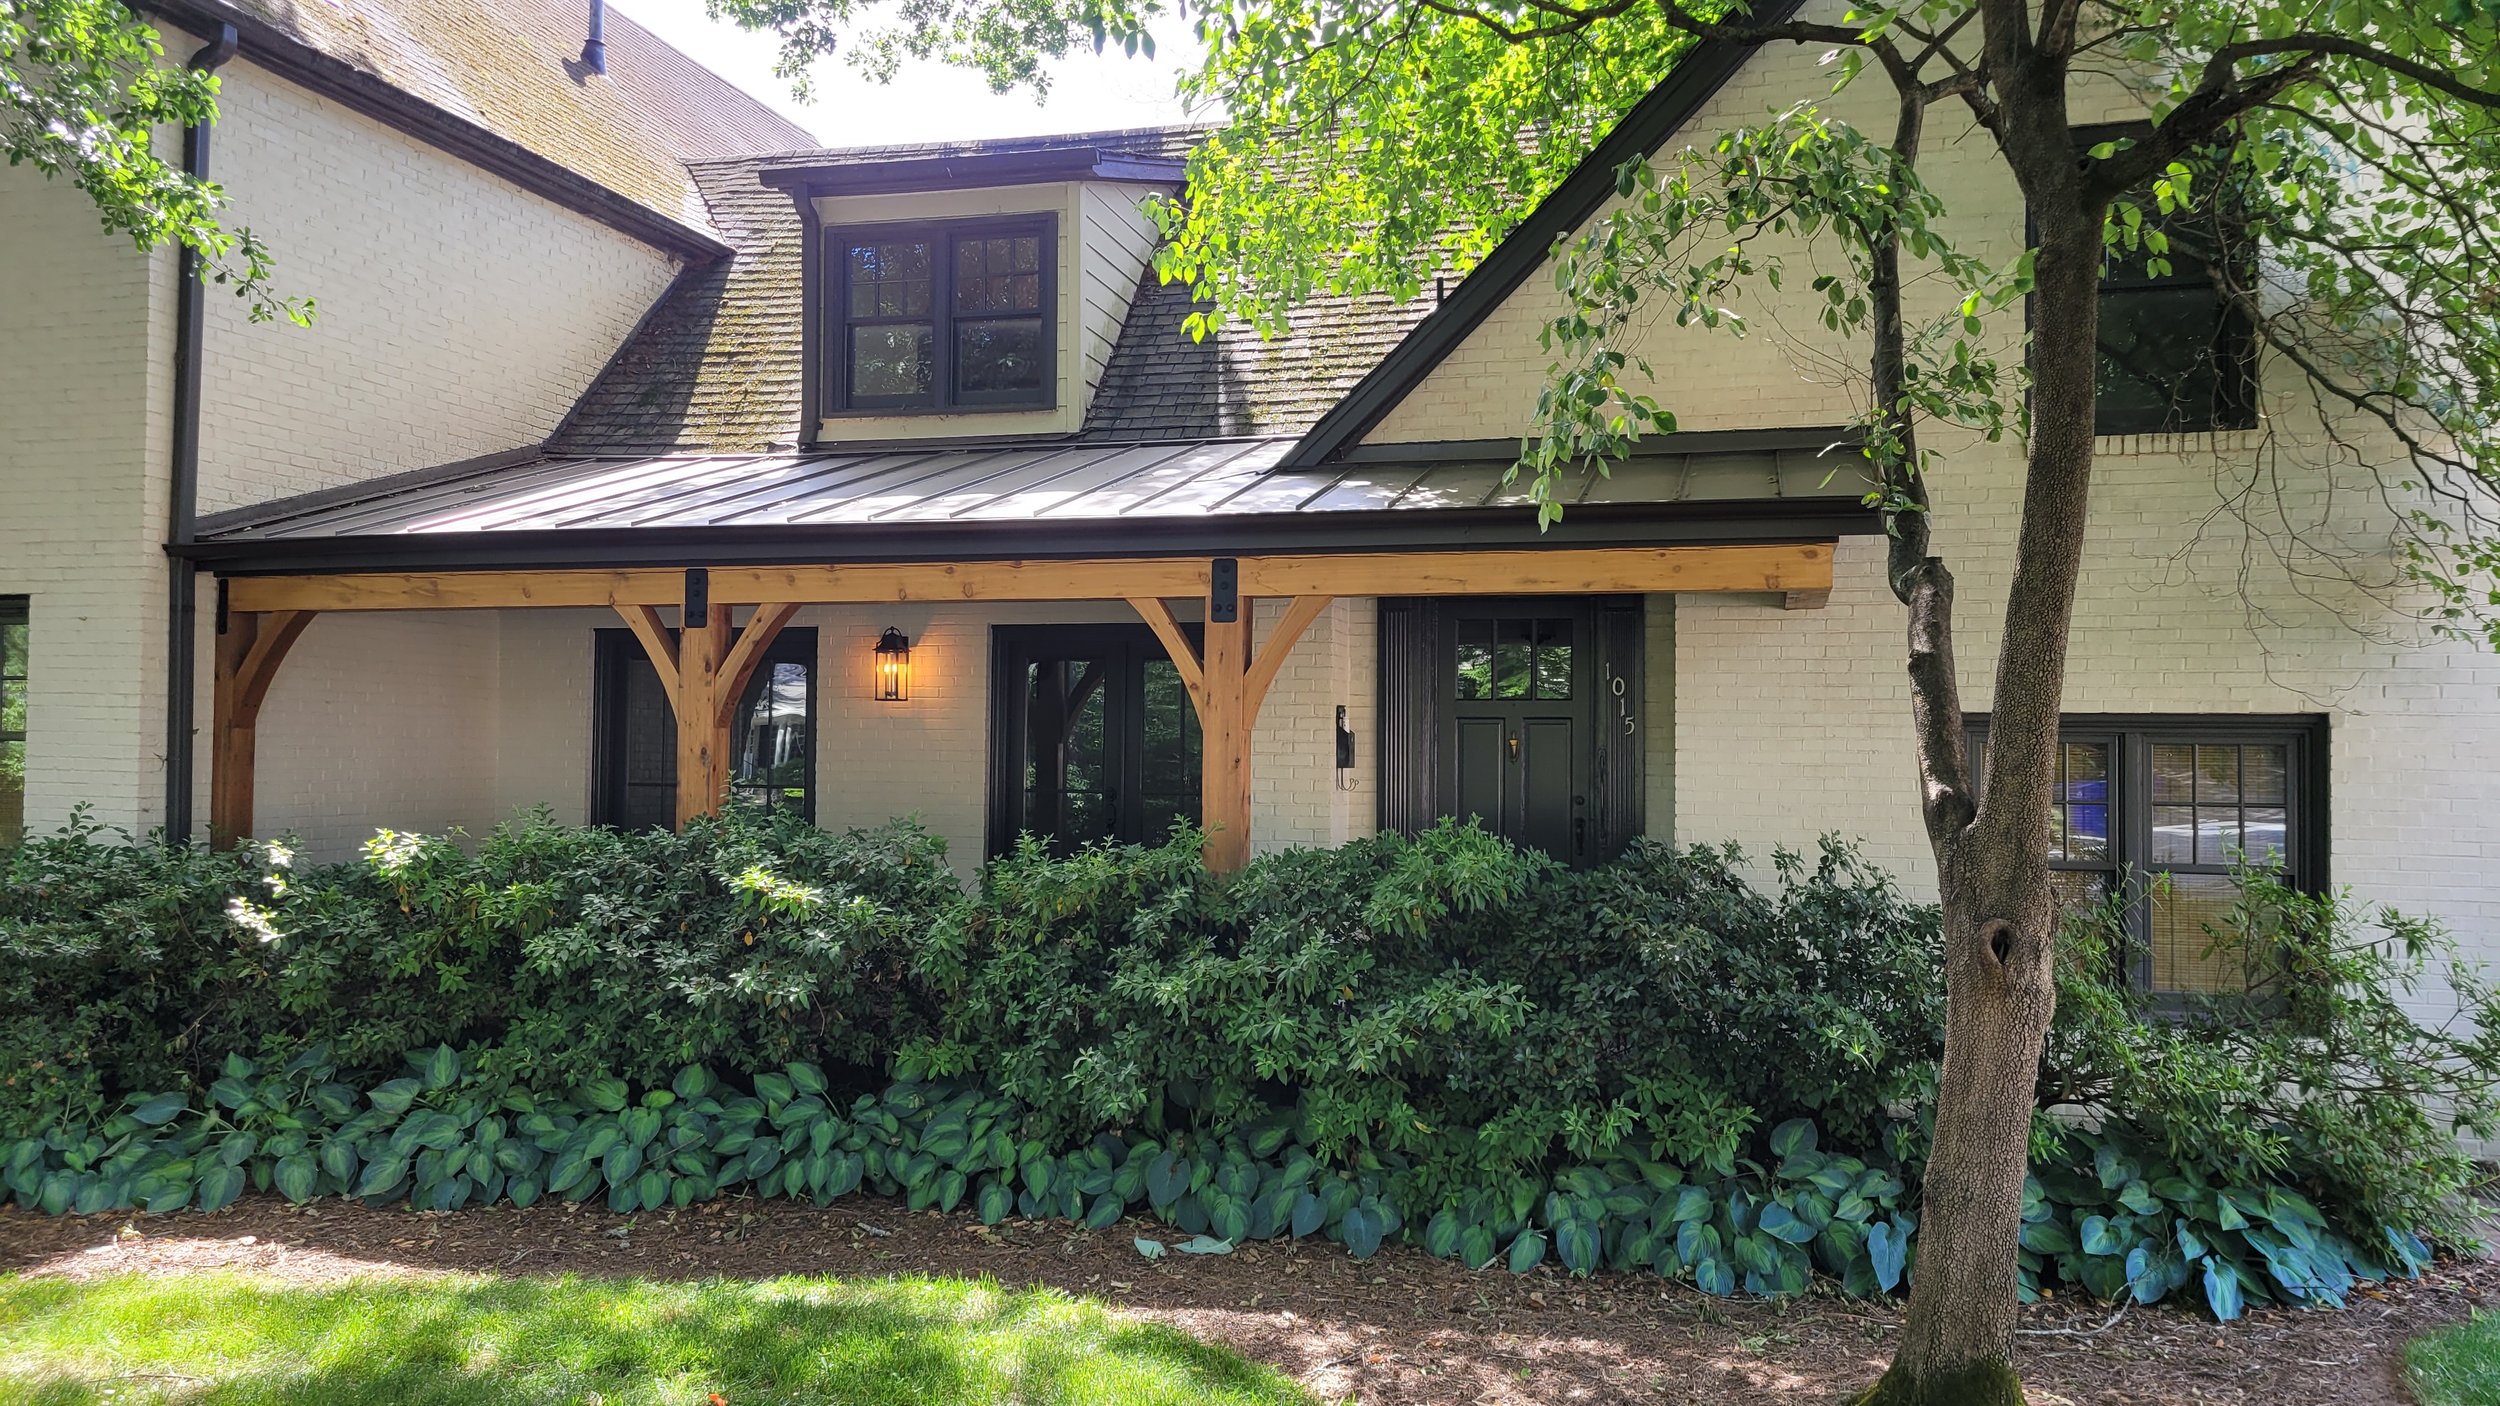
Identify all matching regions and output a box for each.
[2,1195,2489,1404]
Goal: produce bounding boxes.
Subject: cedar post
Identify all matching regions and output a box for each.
[674,602,732,825]
[1131,589,1333,875]
[208,608,315,849]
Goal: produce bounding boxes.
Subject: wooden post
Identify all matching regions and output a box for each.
[1132,593,1333,875]
[674,603,732,825]
[652,602,800,828]
[1199,605,1253,873]
[208,609,315,849]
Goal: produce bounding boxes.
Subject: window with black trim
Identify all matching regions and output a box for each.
[988,624,1199,857]
[591,627,817,831]
[1967,715,2324,1000]
[2078,124,2258,436]
[1,597,24,846]
[828,217,1055,414]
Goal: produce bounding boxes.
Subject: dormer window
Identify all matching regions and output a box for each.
[828,216,1056,414]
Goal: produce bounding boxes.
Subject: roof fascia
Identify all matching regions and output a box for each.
[1338,426,1859,464]
[174,497,1879,575]
[141,0,734,262]
[1282,0,1806,469]
[759,149,1188,198]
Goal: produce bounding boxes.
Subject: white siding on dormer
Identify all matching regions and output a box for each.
[1078,183,1167,409]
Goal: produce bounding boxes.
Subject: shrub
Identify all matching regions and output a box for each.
[2039,867,2500,1249]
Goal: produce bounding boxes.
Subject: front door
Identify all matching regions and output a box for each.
[1448,606,1595,862]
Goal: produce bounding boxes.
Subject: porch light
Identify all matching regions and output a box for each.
[873,628,911,702]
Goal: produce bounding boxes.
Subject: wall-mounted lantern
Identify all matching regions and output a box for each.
[874,627,911,702]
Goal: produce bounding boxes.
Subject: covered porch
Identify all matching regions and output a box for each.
[179,431,1873,867]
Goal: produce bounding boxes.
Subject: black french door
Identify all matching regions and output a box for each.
[989,624,1200,857]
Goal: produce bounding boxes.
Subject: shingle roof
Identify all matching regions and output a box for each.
[205,0,815,226]
[547,125,1441,454]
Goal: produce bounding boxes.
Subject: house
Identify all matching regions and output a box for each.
[3,0,2492,1008]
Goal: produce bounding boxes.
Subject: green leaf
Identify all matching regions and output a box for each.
[1759,1202,1816,1245]
[128,1093,187,1127]
[273,1154,318,1204]
[1133,1237,1166,1260]
[1176,1235,1234,1255]
[1424,1209,1462,1258]
[1506,1229,1547,1274]
[1767,1119,1817,1160]
[1866,1220,1907,1293]
[2020,1219,2077,1255]
[1460,1223,1499,1270]
[2203,1258,2245,1321]
[196,1163,245,1213]
[421,1045,460,1091]
[1555,1218,1601,1276]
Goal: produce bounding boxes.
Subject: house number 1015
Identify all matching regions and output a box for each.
[1607,666,1635,734]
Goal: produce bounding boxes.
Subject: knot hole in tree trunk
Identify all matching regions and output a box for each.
[1980,919,2016,968]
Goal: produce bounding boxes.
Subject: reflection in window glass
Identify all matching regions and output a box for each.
[851,325,934,400]
[955,318,1044,395]
[1493,618,1534,699]
[847,240,932,317]
[0,600,23,847]
[2050,740,2110,862]
[730,660,812,816]
[1533,619,1573,700]
[1138,659,1202,841]
[1456,620,1493,700]
[1020,660,1112,850]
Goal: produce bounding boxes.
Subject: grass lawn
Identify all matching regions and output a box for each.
[0,1270,1315,1406]
[2410,1310,2500,1406]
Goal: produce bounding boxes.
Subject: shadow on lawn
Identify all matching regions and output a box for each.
[0,1270,1311,1406]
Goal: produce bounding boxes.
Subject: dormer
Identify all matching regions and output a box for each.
[761,140,1190,443]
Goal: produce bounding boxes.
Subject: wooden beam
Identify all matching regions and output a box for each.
[1242,595,1333,733]
[1199,600,1253,875]
[713,603,803,730]
[675,604,733,826]
[208,609,315,849]
[1783,589,1831,611]
[221,544,1831,614]
[614,604,679,704]
[1126,597,1205,708]
[1236,545,1829,598]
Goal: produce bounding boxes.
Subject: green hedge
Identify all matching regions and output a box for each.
[2,808,2488,1319]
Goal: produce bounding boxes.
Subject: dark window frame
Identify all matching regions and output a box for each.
[1,596,25,847]
[823,214,1058,417]
[1964,712,2328,1003]
[986,622,1200,858]
[2069,122,2260,437]
[590,626,820,829]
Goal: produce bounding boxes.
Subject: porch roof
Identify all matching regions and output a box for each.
[187,428,1877,571]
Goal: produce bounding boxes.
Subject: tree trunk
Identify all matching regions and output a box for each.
[1863,201,2108,1404]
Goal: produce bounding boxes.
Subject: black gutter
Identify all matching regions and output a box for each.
[162,20,239,845]
[1282,0,1805,469]
[171,497,1880,577]
[141,0,732,262]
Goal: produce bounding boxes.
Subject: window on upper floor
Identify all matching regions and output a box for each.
[1,597,24,846]
[826,217,1056,415]
[2077,124,2259,437]
[1967,715,2325,1005]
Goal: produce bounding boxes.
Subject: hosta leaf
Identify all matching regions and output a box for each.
[1176,1235,1234,1255]
[421,1045,460,1091]
[1866,1220,1907,1293]
[1759,1202,1816,1245]
[1693,1255,1735,1296]
[196,1163,245,1213]
[1767,1119,1817,1160]
[1506,1229,1547,1274]
[356,1155,410,1199]
[1290,1190,1325,1239]
[1424,1209,1462,1258]
[1133,1238,1167,1260]
[1665,1185,1713,1225]
[1086,1191,1123,1230]
[1340,1206,1383,1259]
[128,1093,187,1127]
[1555,1218,1601,1276]
[2019,1219,2077,1255]
[2080,1214,2123,1256]
[1460,1223,1499,1270]
[2203,1258,2245,1321]
[273,1154,318,1203]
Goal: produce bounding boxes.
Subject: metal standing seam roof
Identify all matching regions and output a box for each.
[198,437,1873,542]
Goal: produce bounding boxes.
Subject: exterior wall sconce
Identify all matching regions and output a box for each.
[874,627,911,702]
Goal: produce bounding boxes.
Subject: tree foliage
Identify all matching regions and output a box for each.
[3,0,308,323]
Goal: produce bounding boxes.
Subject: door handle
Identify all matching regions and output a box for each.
[1507,731,1520,760]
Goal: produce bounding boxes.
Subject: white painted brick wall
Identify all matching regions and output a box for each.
[0,162,177,840]
[193,57,682,512]
[254,612,503,858]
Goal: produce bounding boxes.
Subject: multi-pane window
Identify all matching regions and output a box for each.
[1970,717,2321,1000]
[829,218,1053,413]
[1455,617,1574,701]
[989,625,1200,857]
[1,598,24,846]
[2078,124,2258,436]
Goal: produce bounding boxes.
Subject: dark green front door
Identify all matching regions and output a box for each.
[1448,607,1594,862]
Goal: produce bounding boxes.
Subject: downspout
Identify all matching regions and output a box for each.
[163,20,240,844]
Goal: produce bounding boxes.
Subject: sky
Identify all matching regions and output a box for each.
[612,0,1202,145]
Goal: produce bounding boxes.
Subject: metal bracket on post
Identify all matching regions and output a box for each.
[682,567,710,624]
[1209,557,1239,623]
